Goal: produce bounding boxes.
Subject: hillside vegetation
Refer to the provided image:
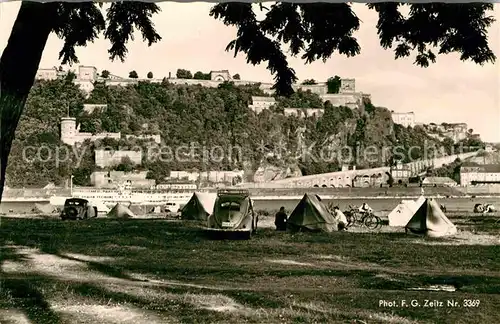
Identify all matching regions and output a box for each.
[5,77,476,187]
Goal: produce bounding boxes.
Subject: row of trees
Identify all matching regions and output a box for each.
[176,69,241,80]
[100,68,243,81]
[100,70,155,79]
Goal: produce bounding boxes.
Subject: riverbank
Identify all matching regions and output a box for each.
[2,196,497,216]
[252,194,481,200]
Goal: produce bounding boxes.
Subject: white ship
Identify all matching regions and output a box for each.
[50,183,201,212]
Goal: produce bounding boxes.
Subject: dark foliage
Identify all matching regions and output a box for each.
[211,3,495,95]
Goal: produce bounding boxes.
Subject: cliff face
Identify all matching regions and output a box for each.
[253,163,302,182]
[251,104,445,179]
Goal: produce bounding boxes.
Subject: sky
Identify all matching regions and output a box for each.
[1,2,499,142]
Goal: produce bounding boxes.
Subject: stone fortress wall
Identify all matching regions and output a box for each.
[240,151,478,189]
[60,117,159,169]
[37,65,371,112]
[60,117,121,146]
[60,117,161,146]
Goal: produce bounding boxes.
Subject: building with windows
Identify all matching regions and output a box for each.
[460,164,500,185]
[90,171,154,188]
[283,108,324,118]
[169,170,244,184]
[391,111,415,128]
[390,162,413,184]
[124,134,161,144]
[249,96,276,114]
[94,150,142,168]
[60,117,161,146]
[421,177,457,186]
[35,67,66,80]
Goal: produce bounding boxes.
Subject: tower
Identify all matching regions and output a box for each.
[340,78,356,93]
[78,65,97,81]
[60,117,77,145]
[210,70,231,81]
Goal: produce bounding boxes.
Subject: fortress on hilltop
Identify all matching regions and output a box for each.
[43,65,476,144]
[36,65,371,111]
[60,117,121,146]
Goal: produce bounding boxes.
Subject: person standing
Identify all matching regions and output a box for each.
[274,206,288,231]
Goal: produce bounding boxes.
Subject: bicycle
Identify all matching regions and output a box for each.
[344,205,382,230]
[361,212,382,230]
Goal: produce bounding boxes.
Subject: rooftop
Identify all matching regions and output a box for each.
[422,177,457,184]
[461,164,500,173]
[251,96,275,101]
[391,111,414,114]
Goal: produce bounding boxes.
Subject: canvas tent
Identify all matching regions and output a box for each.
[181,192,217,221]
[287,194,338,232]
[88,200,110,215]
[405,198,457,237]
[150,206,162,213]
[388,196,425,227]
[33,203,57,214]
[128,204,146,216]
[107,203,135,219]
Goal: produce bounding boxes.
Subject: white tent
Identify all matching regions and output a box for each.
[49,196,69,207]
[196,192,217,215]
[43,182,56,189]
[388,196,425,227]
[405,198,457,238]
[89,200,110,215]
[107,203,135,218]
[33,203,57,214]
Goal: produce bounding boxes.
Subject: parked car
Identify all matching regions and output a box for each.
[60,198,97,220]
[206,189,258,239]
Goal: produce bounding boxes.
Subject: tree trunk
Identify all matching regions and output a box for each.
[0,2,58,203]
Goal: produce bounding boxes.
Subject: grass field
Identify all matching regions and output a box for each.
[1,216,499,324]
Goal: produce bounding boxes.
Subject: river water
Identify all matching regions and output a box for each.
[253,197,500,214]
[2,197,499,215]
